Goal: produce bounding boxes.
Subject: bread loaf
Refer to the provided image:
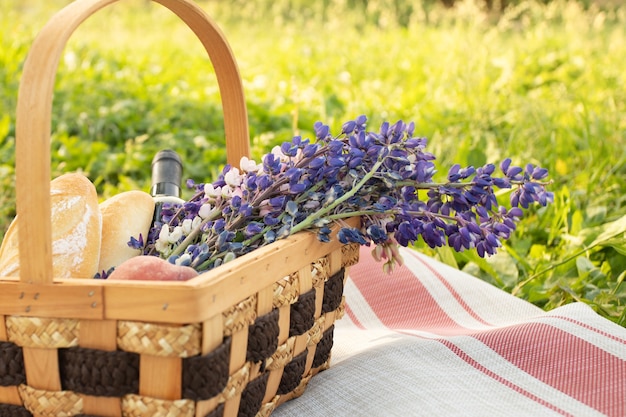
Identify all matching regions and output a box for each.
[0,173,101,278]
[98,190,155,273]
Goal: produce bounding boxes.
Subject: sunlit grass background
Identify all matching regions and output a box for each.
[1,0,625,324]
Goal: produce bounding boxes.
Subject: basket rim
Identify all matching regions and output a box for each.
[0,218,359,324]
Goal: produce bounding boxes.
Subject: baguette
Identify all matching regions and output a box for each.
[98,190,155,273]
[0,173,101,278]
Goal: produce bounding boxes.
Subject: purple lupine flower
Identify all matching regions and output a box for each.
[127,234,144,250]
[366,224,388,244]
[314,121,330,140]
[137,116,552,275]
[338,227,367,245]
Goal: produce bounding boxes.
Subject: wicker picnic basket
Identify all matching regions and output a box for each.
[0,0,360,416]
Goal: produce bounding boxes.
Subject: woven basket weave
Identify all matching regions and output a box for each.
[0,0,359,416]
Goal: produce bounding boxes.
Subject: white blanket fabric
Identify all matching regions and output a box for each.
[274,246,626,416]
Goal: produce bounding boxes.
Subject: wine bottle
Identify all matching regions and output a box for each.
[150,149,185,223]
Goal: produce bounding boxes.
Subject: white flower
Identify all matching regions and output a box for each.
[192,216,203,229]
[220,186,232,197]
[155,226,171,253]
[169,226,183,243]
[224,167,242,187]
[159,225,170,241]
[204,183,221,197]
[155,240,169,253]
[198,203,212,219]
[240,156,262,173]
[181,218,193,235]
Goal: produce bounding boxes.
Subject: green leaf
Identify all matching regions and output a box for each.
[612,270,626,296]
[570,209,584,236]
[459,250,519,288]
[617,310,626,328]
[434,246,458,269]
[575,256,595,278]
[590,215,626,247]
[601,238,626,256]
[487,251,520,288]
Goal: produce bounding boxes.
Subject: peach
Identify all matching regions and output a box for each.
[107,255,198,281]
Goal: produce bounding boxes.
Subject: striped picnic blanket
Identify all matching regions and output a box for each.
[275,246,626,417]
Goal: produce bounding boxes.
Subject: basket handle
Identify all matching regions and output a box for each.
[15,0,250,284]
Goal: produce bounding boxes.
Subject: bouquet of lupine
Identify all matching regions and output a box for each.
[141,116,552,274]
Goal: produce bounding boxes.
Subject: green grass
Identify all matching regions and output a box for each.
[1,0,625,324]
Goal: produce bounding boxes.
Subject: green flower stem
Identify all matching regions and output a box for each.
[196,249,229,272]
[194,213,289,271]
[395,179,552,189]
[169,212,220,257]
[325,207,500,230]
[289,155,387,235]
[325,208,451,222]
[511,228,624,295]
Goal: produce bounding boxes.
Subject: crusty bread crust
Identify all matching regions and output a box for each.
[0,173,101,278]
[98,190,155,273]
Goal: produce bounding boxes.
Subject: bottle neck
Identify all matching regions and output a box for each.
[150,182,181,198]
[151,149,183,198]
[151,150,185,223]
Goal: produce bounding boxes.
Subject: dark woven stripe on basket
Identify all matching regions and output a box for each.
[182,336,231,401]
[0,341,26,386]
[59,346,139,397]
[247,308,279,363]
[312,325,335,368]
[203,402,224,417]
[238,372,270,417]
[321,268,345,314]
[289,289,316,337]
[277,348,308,395]
[0,403,33,417]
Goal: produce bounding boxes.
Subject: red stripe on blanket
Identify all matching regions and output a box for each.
[474,322,626,417]
[349,247,625,415]
[439,339,575,417]
[348,246,468,333]
[552,315,626,345]
[404,249,492,326]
